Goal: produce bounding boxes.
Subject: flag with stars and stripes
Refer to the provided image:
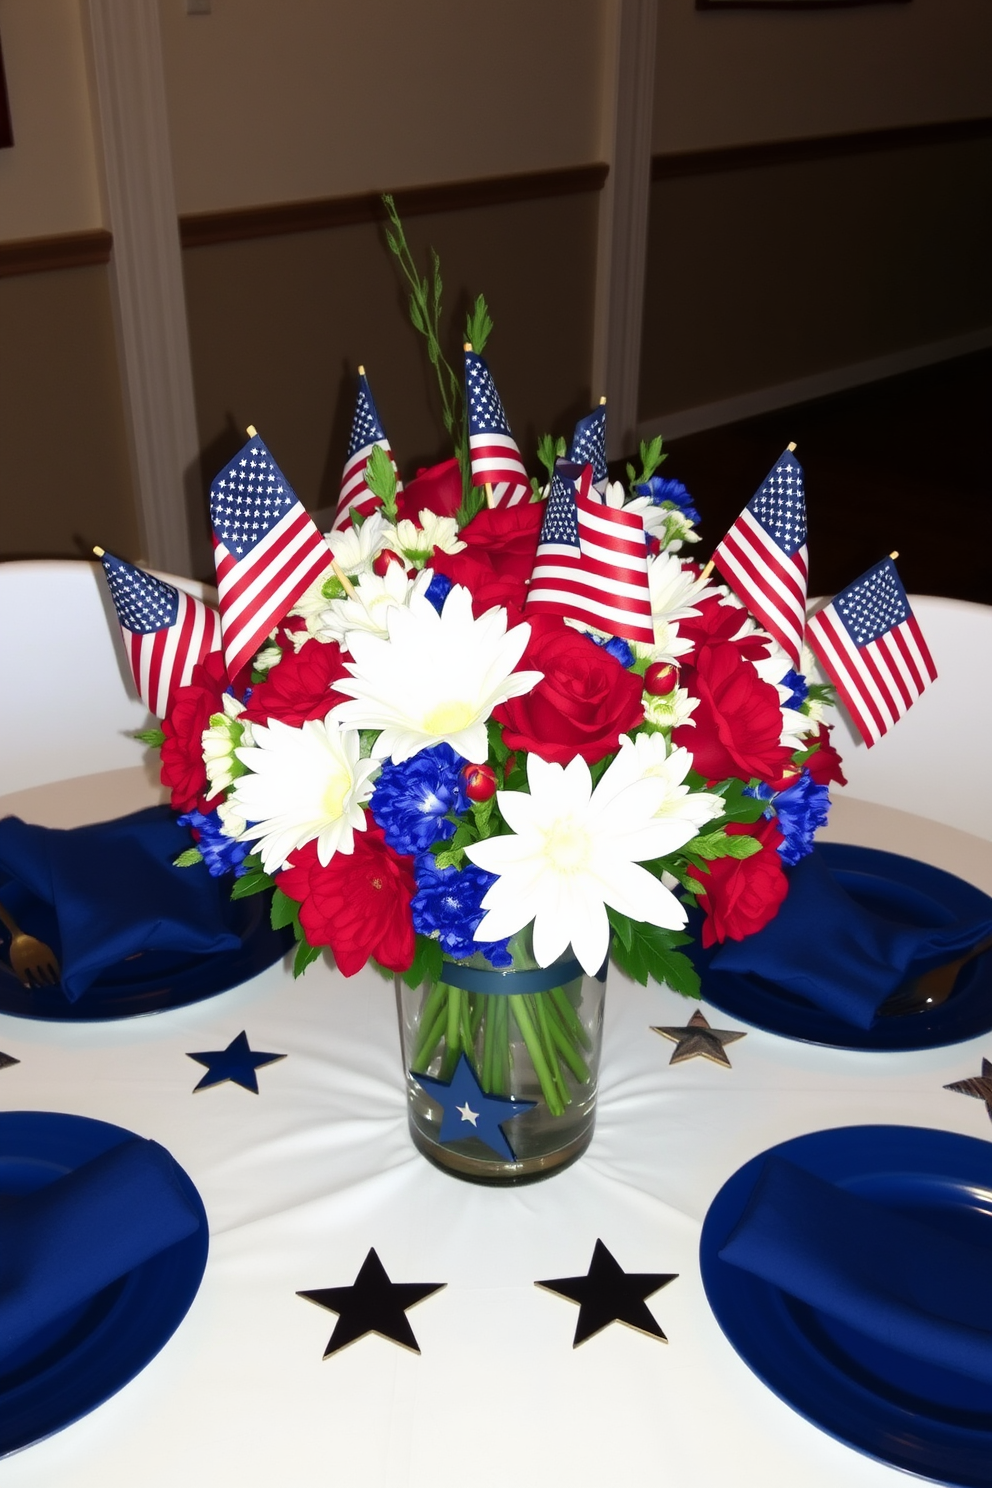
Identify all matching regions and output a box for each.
[568,404,608,494]
[711,448,808,668]
[464,349,531,507]
[807,557,937,747]
[210,433,331,678]
[525,460,654,645]
[97,552,221,720]
[332,370,403,532]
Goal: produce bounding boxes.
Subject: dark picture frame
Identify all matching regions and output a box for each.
[0,31,13,150]
[696,1,910,10]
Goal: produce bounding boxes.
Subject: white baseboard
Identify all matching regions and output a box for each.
[636,326,992,443]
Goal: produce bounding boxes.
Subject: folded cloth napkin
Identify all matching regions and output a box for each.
[0,807,241,1001]
[710,847,992,1029]
[719,1155,992,1386]
[0,1137,202,1362]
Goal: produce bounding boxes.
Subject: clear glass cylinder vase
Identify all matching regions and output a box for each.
[397,936,606,1185]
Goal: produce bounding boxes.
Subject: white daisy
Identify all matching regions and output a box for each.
[642,686,700,732]
[314,565,432,648]
[228,715,379,874]
[466,751,688,976]
[289,514,391,633]
[383,509,465,569]
[330,582,542,764]
[753,643,811,749]
[607,733,725,835]
[203,692,253,801]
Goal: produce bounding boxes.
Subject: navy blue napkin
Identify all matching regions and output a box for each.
[0,807,241,1001]
[719,1155,992,1385]
[710,848,992,1029]
[0,1137,202,1362]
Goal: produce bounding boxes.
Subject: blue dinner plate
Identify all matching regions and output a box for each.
[688,843,992,1050]
[0,1111,208,1457]
[0,895,293,1021]
[700,1125,992,1487]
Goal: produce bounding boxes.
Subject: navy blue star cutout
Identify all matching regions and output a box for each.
[187,1030,285,1093]
[537,1239,678,1347]
[297,1247,446,1357]
[412,1053,536,1161]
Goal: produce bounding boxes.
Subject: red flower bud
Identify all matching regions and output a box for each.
[462,763,497,802]
[372,550,405,578]
[644,662,677,696]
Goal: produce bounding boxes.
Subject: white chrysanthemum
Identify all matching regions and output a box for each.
[632,552,714,663]
[466,752,688,975]
[202,693,253,800]
[228,715,379,874]
[252,641,283,676]
[753,644,811,749]
[330,582,542,764]
[643,686,699,732]
[289,514,391,631]
[216,798,248,841]
[609,733,725,834]
[314,565,432,647]
[383,509,465,568]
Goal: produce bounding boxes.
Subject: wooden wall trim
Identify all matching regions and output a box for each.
[178,163,610,249]
[652,116,992,180]
[0,230,113,279]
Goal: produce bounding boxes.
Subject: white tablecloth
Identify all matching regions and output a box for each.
[1,768,990,1487]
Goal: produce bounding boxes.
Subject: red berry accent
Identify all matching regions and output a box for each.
[644,662,678,696]
[462,763,497,802]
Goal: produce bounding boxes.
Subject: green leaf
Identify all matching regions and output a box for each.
[606,905,634,952]
[293,941,322,978]
[486,717,510,765]
[610,919,699,992]
[805,682,836,706]
[230,870,275,900]
[401,934,445,989]
[269,887,300,932]
[172,847,203,868]
[470,794,496,835]
[707,777,768,826]
[684,829,762,861]
[364,443,398,520]
[133,727,166,749]
[651,948,701,999]
[350,507,366,532]
[536,433,559,482]
[464,294,493,355]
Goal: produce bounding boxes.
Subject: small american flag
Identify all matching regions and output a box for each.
[98,552,221,719]
[210,433,331,678]
[332,369,403,532]
[526,461,654,645]
[807,557,937,746]
[465,350,531,507]
[712,448,808,668]
[569,404,608,494]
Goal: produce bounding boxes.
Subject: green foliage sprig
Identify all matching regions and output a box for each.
[626,436,667,496]
[363,443,399,522]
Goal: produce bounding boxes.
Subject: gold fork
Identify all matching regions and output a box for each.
[0,898,61,988]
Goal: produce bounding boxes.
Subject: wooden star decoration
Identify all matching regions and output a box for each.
[945,1057,992,1123]
[652,1009,746,1067]
[537,1239,677,1347]
[297,1247,445,1357]
[0,1050,18,1071]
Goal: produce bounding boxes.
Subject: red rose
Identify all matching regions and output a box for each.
[495,620,644,766]
[160,650,230,813]
[804,722,848,788]
[677,594,771,664]
[690,818,787,948]
[243,638,350,728]
[674,640,794,784]
[459,503,543,583]
[276,823,417,976]
[395,458,462,524]
[431,547,527,621]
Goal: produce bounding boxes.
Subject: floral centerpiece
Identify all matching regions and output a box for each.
[123,211,845,1180]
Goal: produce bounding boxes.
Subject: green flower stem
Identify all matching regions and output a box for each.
[458,998,477,1074]
[440,984,462,1081]
[481,996,496,1092]
[412,980,449,1069]
[543,998,591,1084]
[529,993,569,1108]
[550,984,592,1051]
[411,1004,448,1076]
[469,993,485,1039]
[509,994,565,1116]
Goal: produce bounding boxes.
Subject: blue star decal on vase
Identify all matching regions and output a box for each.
[412,1054,535,1161]
[187,1030,285,1094]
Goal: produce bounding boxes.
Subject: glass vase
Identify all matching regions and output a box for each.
[397,935,606,1185]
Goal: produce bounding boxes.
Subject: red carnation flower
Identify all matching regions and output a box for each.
[804,722,848,788]
[243,638,351,729]
[677,594,771,664]
[690,818,787,948]
[674,640,794,784]
[276,823,417,977]
[160,650,231,814]
[495,619,644,766]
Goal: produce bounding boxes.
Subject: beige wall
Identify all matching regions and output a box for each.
[159,0,612,215]
[0,0,104,239]
[653,0,992,154]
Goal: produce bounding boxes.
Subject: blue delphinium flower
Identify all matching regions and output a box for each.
[412,857,512,968]
[177,808,254,877]
[771,769,831,867]
[635,476,701,526]
[780,668,808,711]
[589,633,635,669]
[370,743,469,856]
[424,571,454,614]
